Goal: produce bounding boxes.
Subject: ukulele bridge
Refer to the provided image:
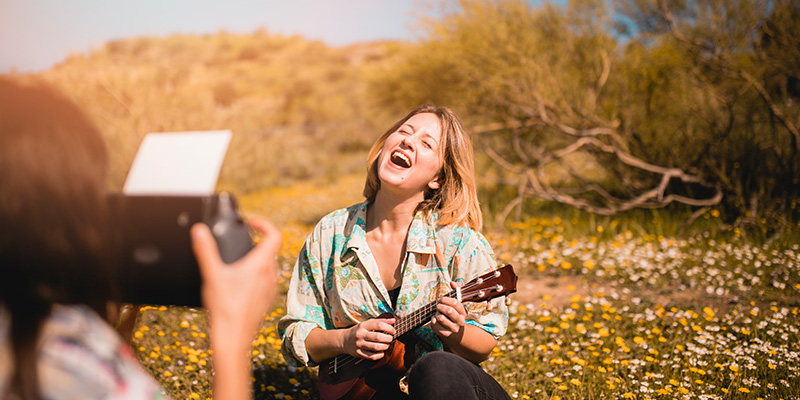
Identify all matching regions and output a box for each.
[331,356,339,375]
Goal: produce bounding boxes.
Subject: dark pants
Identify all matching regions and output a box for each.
[407,352,512,400]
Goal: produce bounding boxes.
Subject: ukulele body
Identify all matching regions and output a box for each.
[318,313,414,400]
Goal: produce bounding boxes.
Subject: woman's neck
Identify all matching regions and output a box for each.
[366,190,423,234]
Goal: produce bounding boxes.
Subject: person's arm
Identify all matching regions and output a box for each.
[191,217,281,400]
[431,228,508,363]
[430,283,497,363]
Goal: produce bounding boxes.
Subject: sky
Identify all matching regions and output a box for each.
[0,0,428,73]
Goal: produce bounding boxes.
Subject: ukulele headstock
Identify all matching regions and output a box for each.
[459,264,517,303]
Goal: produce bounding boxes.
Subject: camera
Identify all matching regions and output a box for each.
[108,192,253,307]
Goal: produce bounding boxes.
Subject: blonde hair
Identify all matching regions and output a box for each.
[363,104,482,229]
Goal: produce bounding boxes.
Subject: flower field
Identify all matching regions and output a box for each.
[131,214,800,399]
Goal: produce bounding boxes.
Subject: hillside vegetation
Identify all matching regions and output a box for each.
[32,30,407,197]
[16,0,796,240]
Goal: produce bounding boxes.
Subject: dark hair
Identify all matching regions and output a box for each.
[0,77,115,399]
[362,104,482,229]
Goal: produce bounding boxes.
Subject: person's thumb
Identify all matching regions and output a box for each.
[191,223,223,281]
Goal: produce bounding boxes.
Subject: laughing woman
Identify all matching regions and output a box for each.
[279,104,511,400]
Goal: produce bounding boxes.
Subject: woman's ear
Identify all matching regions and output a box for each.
[428,179,440,190]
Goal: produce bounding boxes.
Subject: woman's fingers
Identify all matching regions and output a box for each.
[432,294,467,338]
[363,330,394,344]
[437,299,466,324]
[356,320,395,344]
[356,336,392,352]
[356,348,387,360]
[349,317,396,359]
[432,314,459,336]
[360,318,396,336]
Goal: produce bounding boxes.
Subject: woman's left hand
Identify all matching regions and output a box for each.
[431,281,467,344]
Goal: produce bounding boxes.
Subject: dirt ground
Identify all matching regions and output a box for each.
[509,272,776,314]
[510,274,600,309]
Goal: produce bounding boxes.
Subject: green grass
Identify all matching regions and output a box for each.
[131,196,800,400]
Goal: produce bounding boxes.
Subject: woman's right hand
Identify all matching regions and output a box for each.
[343,317,396,360]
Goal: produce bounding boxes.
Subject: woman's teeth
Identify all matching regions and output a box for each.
[391,151,411,168]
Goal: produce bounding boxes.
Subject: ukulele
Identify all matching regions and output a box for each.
[317,264,518,400]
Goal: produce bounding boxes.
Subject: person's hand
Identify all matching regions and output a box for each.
[191,218,281,400]
[191,217,282,338]
[431,281,467,344]
[344,317,396,360]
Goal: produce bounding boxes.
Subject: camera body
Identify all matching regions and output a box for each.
[108,192,253,306]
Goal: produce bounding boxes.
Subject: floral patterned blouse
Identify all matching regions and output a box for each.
[0,304,167,399]
[279,201,509,367]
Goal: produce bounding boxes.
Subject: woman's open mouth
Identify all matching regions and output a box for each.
[390,151,411,168]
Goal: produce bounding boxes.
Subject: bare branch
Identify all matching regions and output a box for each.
[512,132,724,215]
[483,145,523,174]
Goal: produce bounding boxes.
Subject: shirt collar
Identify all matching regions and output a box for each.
[341,201,438,258]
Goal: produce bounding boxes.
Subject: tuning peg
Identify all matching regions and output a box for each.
[505,297,512,306]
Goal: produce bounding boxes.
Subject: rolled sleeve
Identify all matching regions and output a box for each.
[281,320,322,367]
[278,236,331,367]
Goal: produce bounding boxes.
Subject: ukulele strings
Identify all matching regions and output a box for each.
[327,281,499,370]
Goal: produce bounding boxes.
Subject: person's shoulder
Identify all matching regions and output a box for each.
[38,305,165,398]
[435,222,487,246]
[43,305,121,354]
